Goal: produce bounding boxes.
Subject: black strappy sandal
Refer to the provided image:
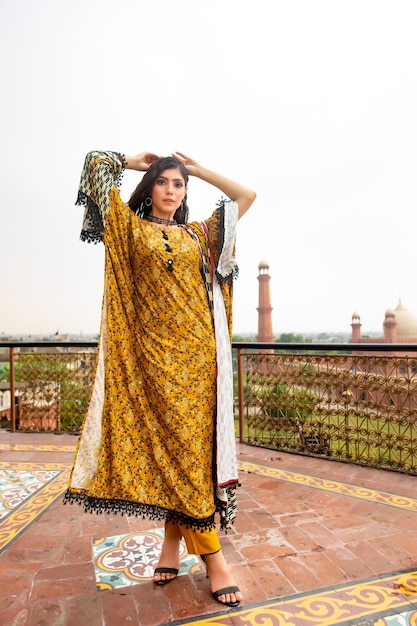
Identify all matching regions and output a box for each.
[153,567,179,586]
[201,554,241,607]
[212,586,241,607]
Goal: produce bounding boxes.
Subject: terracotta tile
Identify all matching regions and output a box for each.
[0,566,35,609]
[0,542,65,566]
[300,521,342,548]
[133,579,194,625]
[2,436,417,624]
[245,560,296,597]
[322,545,377,579]
[382,510,417,532]
[64,535,93,563]
[126,517,160,532]
[27,521,81,538]
[30,600,67,626]
[31,576,97,602]
[336,523,382,543]
[240,540,296,561]
[367,536,415,569]
[279,525,320,552]
[263,496,312,517]
[298,549,348,586]
[390,532,417,558]
[65,593,103,626]
[167,575,208,620]
[324,514,365,532]
[348,540,395,575]
[0,607,30,625]
[235,510,265,532]
[211,562,269,606]
[102,588,139,625]
[275,555,322,593]
[35,562,94,582]
[235,497,260,512]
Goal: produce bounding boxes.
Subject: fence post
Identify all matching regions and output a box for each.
[237,348,244,443]
[9,347,16,432]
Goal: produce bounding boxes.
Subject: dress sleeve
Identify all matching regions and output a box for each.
[204,198,239,284]
[76,151,126,243]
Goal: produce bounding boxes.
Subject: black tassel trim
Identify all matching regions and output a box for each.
[215,263,239,285]
[76,191,104,244]
[63,489,216,531]
[214,197,239,283]
[80,230,103,244]
[215,481,240,533]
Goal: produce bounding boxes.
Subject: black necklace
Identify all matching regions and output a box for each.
[145,215,178,226]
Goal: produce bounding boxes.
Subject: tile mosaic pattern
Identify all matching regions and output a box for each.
[0,461,69,552]
[2,441,417,624]
[93,529,204,591]
[238,460,417,512]
[176,569,417,626]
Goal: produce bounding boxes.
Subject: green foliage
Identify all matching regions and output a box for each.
[276,333,311,343]
[6,353,95,432]
[0,364,9,382]
[259,383,317,421]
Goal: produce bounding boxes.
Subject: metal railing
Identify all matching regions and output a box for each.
[1,341,417,474]
[235,342,417,474]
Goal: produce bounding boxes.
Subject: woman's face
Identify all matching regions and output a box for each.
[151,167,187,220]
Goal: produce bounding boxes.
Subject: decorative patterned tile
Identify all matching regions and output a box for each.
[0,468,60,518]
[175,570,417,625]
[238,461,417,512]
[0,461,70,552]
[93,529,203,591]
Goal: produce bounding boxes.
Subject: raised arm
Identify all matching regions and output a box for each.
[123,152,161,171]
[173,152,256,220]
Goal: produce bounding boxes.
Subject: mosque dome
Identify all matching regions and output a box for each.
[392,301,417,339]
[259,259,269,269]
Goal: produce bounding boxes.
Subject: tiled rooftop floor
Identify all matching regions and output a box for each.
[1,431,417,625]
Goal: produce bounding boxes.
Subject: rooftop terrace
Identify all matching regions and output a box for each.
[2,431,417,625]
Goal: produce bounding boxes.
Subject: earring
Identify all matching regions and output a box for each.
[145,197,152,207]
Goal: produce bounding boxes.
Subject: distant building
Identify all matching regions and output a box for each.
[256,260,274,343]
[351,300,417,345]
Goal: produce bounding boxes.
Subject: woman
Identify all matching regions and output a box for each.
[64,149,256,607]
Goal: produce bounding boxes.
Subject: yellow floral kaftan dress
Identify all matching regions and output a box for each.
[64,152,239,531]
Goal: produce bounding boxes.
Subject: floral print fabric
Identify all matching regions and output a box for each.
[65,153,235,530]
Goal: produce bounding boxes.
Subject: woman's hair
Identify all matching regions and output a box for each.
[128,156,189,224]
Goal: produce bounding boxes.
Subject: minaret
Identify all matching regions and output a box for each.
[351,312,362,342]
[257,260,274,342]
[383,309,397,343]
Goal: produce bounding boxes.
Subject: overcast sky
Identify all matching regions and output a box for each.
[1,0,416,337]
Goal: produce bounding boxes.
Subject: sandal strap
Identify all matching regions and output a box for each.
[154,567,179,575]
[212,586,240,598]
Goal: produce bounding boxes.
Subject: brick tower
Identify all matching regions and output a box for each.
[351,311,362,342]
[257,260,274,342]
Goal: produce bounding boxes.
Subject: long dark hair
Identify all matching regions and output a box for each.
[128,156,189,224]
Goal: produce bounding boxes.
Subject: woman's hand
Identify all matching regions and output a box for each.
[173,151,256,220]
[172,151,201,176]
[125,152,161,171]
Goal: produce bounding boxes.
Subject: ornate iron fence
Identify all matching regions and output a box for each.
[2,342,417,474]
[0,343,97,433]
[236,345,417,474]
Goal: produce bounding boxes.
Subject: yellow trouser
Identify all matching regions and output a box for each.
[165,521,221,555]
